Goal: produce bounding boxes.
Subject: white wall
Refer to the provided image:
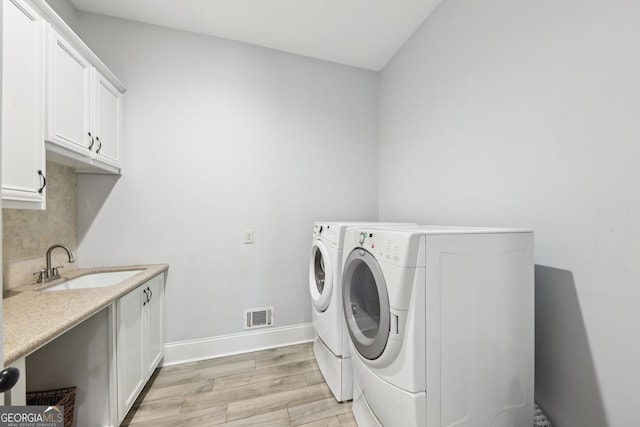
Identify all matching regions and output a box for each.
[72,14,378,354]
[379,0,640,426]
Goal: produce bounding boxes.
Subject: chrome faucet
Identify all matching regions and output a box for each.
[36,244,76,283]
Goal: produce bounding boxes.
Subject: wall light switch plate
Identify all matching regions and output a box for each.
[244,229,254,244]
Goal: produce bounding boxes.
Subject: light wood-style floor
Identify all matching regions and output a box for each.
[121,343,357,426]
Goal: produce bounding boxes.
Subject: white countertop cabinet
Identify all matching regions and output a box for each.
[4,266,168,426]
[1,0,47,210]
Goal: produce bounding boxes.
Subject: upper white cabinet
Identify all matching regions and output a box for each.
[45,27,124,174]
[2,0,126,200]
[1,0,47,210]
[92,70,123,169]
[46,29,92,155]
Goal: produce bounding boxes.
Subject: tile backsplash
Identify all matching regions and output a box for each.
[3,161,78,290]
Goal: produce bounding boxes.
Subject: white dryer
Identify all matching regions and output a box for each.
[341,226,534,427]
[309,221,413,402]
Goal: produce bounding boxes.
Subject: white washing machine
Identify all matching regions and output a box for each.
[309,221,414,402]
[341,225,534,427]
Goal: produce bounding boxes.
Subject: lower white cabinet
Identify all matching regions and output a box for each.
[24,272,165,426]
[144,275,165,375]
[116,284,145,420]
[117,273,165,423]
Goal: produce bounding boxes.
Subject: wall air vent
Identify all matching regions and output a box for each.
[244,306,274,329]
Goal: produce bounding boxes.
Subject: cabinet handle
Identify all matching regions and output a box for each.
[147,286,152,301]
[37,170,46,194]
[143,289,149,306]
[96,137,102,154]
[88,132,95,150]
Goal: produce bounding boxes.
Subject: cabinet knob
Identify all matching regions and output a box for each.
[88,132,95,150]
[0,367,20,393]
[37,170,46,194]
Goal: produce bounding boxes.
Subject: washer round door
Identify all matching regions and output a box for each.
[309,240,333,312]
[342,248,390,360]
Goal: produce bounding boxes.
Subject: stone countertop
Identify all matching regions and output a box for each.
[3,264,169,366]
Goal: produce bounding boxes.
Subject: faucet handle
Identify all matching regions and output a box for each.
[33,268,46,284]
[51,266,64,277]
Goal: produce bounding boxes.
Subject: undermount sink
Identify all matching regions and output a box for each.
[42,270,144,292]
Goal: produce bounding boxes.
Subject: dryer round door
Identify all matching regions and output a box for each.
[309,240,333,312]
[342,248,390,360]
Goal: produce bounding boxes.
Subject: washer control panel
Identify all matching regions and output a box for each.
[347,227,424,267]
[313,223,339,246]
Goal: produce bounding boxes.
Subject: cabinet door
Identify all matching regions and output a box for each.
[1,0,46,209]
[46,29,92,155]
[116,286,145,422]
[93,70,123,169]
[144,274,165,377]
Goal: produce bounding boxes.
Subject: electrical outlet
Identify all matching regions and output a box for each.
[244,229,254,244]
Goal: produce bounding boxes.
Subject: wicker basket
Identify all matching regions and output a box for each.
[26,386,77,427]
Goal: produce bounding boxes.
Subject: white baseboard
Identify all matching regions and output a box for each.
[163,322,315,366]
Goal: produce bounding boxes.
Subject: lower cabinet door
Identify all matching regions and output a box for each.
[145,274,165,376]
[117,286,145,422]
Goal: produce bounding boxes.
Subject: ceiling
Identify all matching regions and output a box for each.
[69,0,442,71]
